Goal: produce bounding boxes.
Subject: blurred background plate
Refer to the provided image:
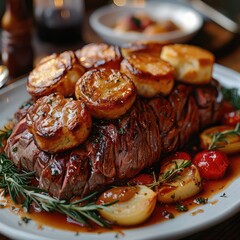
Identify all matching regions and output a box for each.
[89,1,203,46]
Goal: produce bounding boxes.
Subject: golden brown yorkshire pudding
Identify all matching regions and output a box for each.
[75,43,122,70]
[27,51,85,98]
[160,44,214,85]
[26,93,92,153]
[75,68,137,119]
[120,52,175,98]
[121,41,166,58]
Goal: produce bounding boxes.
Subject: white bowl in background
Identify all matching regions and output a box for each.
[89,2,203,46]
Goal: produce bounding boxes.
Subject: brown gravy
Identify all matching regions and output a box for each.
[7,154,240,234]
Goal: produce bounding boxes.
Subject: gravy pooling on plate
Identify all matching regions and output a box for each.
[1,42,240,232]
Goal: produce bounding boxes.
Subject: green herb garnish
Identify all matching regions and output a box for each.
[117,127,125,135]
[175,203,188,212]
[149,160,191,188]
[208,123,240,150]
[220,193,227,198]
[19,100,33,110]
[21,216,31,224]
[0,153,116,227]
[222,87,240,109]
[162,210,174,219]
[194,197,208,205]
[131,16,142,28]
[0,127,12,148]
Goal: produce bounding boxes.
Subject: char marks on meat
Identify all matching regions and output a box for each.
[5,81,222,199]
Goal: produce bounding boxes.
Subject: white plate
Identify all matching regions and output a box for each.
[0,64,240,240]
[89,2,203,46]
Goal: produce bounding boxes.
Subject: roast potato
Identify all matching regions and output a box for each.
[120,53,175,97]
[160,44,214,85]
[26,93,92,153]
[27,51,85,98]
[75,68,137,119]
[98,185,157,226]
[157,159,202,203]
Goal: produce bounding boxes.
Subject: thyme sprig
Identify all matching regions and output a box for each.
[149,160,191,188]
[208,123,240,150]
[0,127,12,148]
[0,153,115,227]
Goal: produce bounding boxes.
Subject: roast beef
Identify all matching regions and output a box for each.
[5,81,222,199]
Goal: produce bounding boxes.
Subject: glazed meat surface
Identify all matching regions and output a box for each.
[5,81,222,199]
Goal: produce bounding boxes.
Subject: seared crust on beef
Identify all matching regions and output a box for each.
[5,81,222,199]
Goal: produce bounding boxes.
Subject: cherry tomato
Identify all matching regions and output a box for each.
[164,152,191,163]
[171,152,191,161]
[128,174,154,185]
[220,101,235,117]
[223,110,240,127]
[193,150,229,180]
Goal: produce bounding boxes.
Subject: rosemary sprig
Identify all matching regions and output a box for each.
[208,123,240,150]
[149,160,191,188]
[159,160,191,184]
[0,127,12,148]
[0,153,115,227]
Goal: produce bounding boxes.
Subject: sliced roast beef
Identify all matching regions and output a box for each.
[14,99,34,123]
[5,81,222,199]
[82,99,162,196]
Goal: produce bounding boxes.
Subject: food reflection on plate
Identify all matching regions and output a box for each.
[114,12,181,35]
[90,2,203,45]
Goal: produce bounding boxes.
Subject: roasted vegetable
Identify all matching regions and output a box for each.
[200,124,240,154]
[157,159,202,203]
[193,150,229,180]
[223,110,240,127]
[97,185,157,226]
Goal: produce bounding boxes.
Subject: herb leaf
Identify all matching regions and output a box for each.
[159,160,191,184]
[222,87,240,109]
[0,128,12,148]
[175,203,188,212]
[0,153,115,227]
[208,123,240,150]
[194,197,208,205]
[149,160,191,188]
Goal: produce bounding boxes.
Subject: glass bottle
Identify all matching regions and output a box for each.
[34,0,84,44]
[1,0,34,78]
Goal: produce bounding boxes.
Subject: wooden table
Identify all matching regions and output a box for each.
[0,12,240,240]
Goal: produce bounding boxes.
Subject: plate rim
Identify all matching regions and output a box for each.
[89,2,203,44]
[0,64,240,240]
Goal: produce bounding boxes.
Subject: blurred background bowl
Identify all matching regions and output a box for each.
[90,1,203,46]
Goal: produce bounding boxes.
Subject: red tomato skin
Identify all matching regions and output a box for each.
[165,152,192,162]
[128,174,154,185]
[223,110,240,127]
[193,150,229,180]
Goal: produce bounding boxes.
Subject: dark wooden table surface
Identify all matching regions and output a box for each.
[0,11,240,240]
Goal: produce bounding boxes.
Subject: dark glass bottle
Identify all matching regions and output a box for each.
[1,0,34,78]
[34,0,84,44]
